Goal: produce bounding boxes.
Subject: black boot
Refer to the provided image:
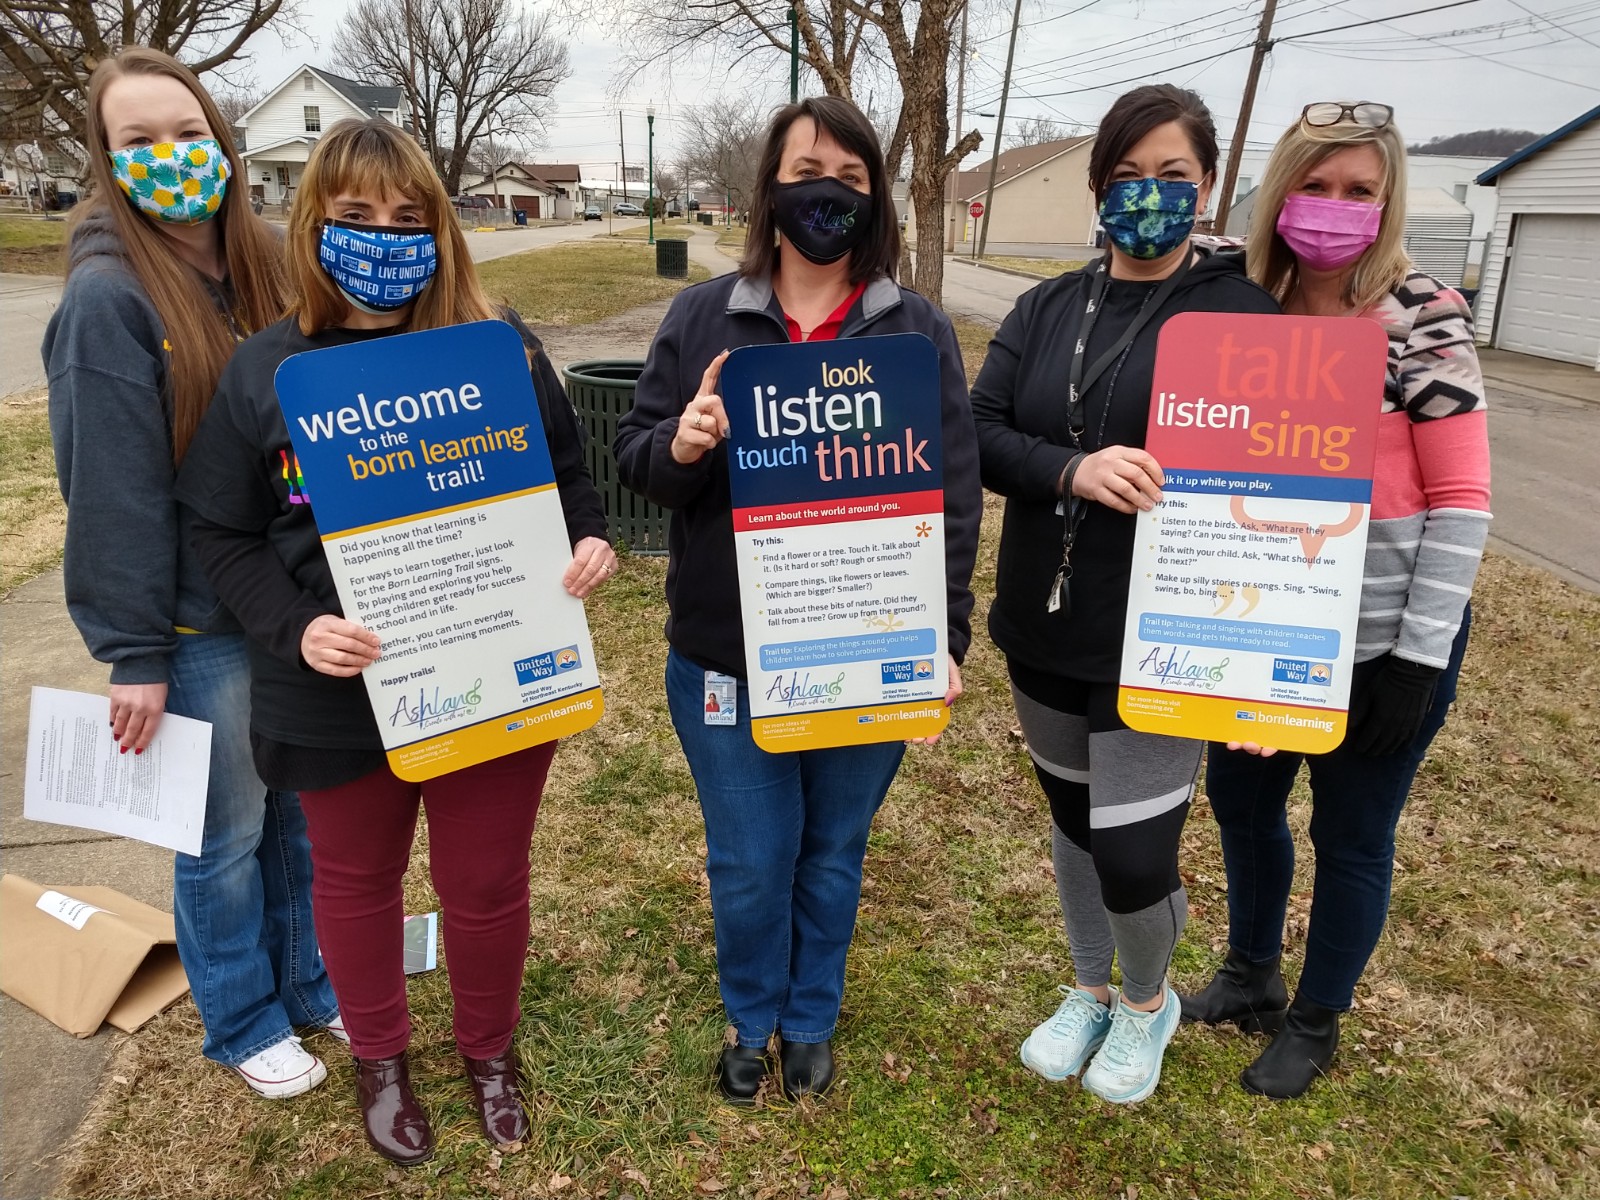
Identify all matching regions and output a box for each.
[778,1038,836,1100]
[1179,948,1288,1033]
[714,1044,769,1106]
[1241,994,1340,1099]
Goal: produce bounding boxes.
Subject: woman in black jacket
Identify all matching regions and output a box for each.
[972,84,1278,1105]
[614,96,981,1106]
[176,119,614,1165]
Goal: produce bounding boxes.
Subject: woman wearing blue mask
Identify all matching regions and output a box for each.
[970,84,1278,1104]
[45,47,342,1099]
[174,118,614,1164]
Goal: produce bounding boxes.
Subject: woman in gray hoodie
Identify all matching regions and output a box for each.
[43,47,340,1097]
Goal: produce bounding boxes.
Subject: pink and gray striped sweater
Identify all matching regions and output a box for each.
[1359,271,1492,669]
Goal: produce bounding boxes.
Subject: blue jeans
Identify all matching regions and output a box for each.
[665,650,906,1046]
[1205,611,1471,1011]
[165,633,338,1065]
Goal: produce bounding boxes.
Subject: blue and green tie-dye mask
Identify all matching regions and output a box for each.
[107,139,230,225]
[1097,177,1198,260]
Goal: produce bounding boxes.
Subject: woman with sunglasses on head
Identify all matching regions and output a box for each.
[971,84,1279,1105]
[614,96,981,1106]
[175,118,615,1163]
[45,46,341,1098]
[1181,101,1490,1100]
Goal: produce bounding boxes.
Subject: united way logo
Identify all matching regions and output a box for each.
[515,645,583,685]
[913,659,935,680]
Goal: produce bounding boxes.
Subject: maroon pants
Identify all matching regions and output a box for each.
[298,743,556,1059]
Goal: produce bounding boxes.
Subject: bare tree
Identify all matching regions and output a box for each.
[212,86,263,133]
[677,98,765,219]
[0,0,302,149]
[653,165,680,209]
[333,0,570,195]
[1009,116,1072,148]
[618,0,981,304]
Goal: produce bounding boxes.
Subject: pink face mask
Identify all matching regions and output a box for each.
[1276,193,1383,271]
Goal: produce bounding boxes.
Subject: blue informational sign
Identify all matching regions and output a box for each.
[718,333,950,750]
[275,320,603,781]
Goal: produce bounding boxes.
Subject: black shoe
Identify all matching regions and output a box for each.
[1241,994,1340,1099]
[715,1044,769,1106]
[779,1038,836,1100]
[1179,948,1289,1034]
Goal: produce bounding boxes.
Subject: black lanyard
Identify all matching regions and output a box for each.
[1066,250,1194,441]
[1049,249,1194,616]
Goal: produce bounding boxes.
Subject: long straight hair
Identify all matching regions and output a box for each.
[78,47,288,462]
[741,96,900,286]
[1246,111,1411,313]
[287,119,496,334]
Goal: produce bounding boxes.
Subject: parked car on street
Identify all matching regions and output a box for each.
[583,204,603,220]
[614,202,644,216]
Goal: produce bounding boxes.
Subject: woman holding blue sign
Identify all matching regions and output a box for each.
[1184,103,1489,1100]
[176,119,614,1164]
[970,84,1278,1104]
[615,96,982,1106]
[45,47,342,1099]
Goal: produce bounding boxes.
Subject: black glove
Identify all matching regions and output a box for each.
[1346,655,1442,757]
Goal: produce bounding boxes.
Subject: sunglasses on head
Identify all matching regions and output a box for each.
[1301,101,1393,130]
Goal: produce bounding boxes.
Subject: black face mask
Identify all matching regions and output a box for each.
[772,176,873,265]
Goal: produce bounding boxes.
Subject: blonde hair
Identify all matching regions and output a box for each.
[287,119,496,335]
[1246,108,1410,313]
[79,47,289,462]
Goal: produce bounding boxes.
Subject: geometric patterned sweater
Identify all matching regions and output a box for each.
[1358,271,1492,668]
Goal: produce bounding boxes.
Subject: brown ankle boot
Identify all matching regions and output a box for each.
[354,1055,433,1166]
[463,1052,531,1146]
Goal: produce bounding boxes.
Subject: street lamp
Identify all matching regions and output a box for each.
[647,103,656,246]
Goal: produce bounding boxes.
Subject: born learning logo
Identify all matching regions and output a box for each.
[389,677,483,731]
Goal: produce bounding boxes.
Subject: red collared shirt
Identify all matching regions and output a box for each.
[782,280,868,343]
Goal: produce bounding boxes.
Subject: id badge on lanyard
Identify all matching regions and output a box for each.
[703,671,737,726]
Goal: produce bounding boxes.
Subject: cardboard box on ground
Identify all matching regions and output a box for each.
[0,875,189,1037]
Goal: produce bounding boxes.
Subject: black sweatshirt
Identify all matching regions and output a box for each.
[972,251,1279,683]
[174,311,608,786]
[612,270,982,680]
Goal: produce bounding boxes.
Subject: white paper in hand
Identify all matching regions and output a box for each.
[24,687,211,856]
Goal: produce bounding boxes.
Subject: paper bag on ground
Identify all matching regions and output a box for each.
[0,875,189,1037]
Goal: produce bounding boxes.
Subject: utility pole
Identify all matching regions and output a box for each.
[977,0,1023,262]
[946,0,969,253]
[790,3,800,103]
[1213,0,1277,235]
[618,112,629,216]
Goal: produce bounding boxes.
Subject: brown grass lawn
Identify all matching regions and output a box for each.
[0,214,68,275]
[979,255,1087,279]
[476,242,709,327]
[11,285,1596,1199]
[0,390,64,592]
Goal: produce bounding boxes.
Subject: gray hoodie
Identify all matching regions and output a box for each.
[44,208,240,685]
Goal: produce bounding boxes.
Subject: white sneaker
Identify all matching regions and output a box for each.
[1082,986,1181,1104]
[233,1035,328,1098]
[323,1014,351,1045]
[1020,985,1118,1081]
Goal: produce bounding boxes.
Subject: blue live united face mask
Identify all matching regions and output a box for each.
[319,219,438,313]
[1098,177,1199,260]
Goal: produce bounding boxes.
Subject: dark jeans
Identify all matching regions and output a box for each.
[1205,611,1471,1011]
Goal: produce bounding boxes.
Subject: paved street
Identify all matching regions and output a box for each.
[0,274,63,396]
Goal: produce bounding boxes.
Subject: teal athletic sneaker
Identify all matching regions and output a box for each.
[1082,985,1181,1104]
[1019,985,1117,1081]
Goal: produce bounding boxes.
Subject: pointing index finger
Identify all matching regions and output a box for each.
[699,348,731,397]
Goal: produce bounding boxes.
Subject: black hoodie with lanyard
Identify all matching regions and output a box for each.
[972,249,1278,684]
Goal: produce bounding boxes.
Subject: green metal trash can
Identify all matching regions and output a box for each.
[656,237,688,279]
[562,360,669,555]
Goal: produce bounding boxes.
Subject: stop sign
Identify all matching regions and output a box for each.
[969,200,985,219]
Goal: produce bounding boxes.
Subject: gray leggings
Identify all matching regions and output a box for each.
[1010,665,1201,1004]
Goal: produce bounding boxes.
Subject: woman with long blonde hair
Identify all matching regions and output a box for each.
[1182,102,1490,1100]
[45,46,341,1097]
[175,118,615,1165]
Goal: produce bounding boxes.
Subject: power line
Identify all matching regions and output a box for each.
[1506,0,1600,51]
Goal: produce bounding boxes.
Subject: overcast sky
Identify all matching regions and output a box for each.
[234,0,1600,174]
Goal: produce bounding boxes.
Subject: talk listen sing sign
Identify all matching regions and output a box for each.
[1118,312,1388,754]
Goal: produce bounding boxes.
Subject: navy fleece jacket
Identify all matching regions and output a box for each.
[613,270,982,679]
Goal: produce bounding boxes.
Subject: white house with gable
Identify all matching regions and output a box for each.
[237,66,405,206]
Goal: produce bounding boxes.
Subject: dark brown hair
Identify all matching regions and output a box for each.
[741,96,900,285]
[1087,84,1219,201]
[77,47,288,462]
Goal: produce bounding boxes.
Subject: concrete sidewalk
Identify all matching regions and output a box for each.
[1478,347,1600,407]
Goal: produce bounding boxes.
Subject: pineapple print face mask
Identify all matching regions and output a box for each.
[107,139,230,225]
